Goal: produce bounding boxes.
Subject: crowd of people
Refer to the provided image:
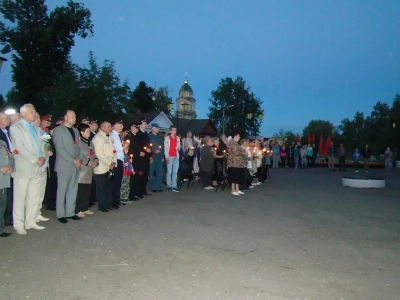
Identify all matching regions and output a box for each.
[0,104,270,237]
[0,104,395,237]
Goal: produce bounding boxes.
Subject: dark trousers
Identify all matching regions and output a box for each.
[339,156,346,171]
[312,156,316,168]
[263,165,269,181]
[138,159,150,195]
[202,171,213,187]
[354,161,359,171]
[281,157,286,167]
[75,183,92,213]
[0,188,7,233]
[240,169,250,190]
[306,155,312,167]
[288,157,294,168]
[129,172,140,198]
[3,178,13,224]
[111,160,123,205]
[89,178,97,205]
[44,172,57,210]
[94,173,112,211]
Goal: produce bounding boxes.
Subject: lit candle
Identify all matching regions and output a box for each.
[130,154,133,158]
[144,147,147,150]
[150,143,152,147]
[126,140,130,144]
[159,145,161,149]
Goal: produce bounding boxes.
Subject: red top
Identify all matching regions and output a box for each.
[169,136,177,157]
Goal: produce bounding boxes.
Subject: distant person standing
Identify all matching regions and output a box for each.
[352,148,361,172]
[384,147,393,175]
[271,142,280,168]
[327,142,336,171]
[361,144,372,173]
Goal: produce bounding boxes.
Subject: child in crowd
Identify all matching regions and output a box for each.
[121,140,134,202]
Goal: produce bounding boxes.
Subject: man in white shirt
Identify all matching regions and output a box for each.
[109,119,125,208]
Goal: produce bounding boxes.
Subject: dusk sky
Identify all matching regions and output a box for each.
[1,0,399,136]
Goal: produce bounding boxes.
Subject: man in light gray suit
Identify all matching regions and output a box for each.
[10,104,47,235]
[52,110,83,224]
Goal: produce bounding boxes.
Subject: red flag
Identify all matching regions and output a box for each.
[318,133,324,155]
[307,133,310,144]
[323,135,332,155]
[312,133,316,144]
[296,133,300,142]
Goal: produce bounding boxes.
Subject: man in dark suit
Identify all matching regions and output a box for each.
[135,117,152,196]
[0,112,13,226]
[125,122,141,200]
[89,120,98,141]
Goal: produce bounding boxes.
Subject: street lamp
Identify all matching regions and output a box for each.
[393,123,396,128]
[0,57,7,73]
[167,101,188,130]
[222,104,234,134]
[4,108,16,115]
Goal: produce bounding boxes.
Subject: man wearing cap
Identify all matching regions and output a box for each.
[89,120,98,141]
[125,122,141,200]
[135,117,152,196]
[40,115,51,130]
[109,119,125,208]
[81,117,90,125]
[149,123,164,193]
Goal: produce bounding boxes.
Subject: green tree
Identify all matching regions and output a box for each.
[390,94,400,159]
[132,81,155,113]
[301,120,334,144]
[78,51,131,122]
[207,76,264,137]
[0,0,93,113]
[0,94,5,110]
[154,86,173,116]
[272,129,296,144]
[366,101,391,154]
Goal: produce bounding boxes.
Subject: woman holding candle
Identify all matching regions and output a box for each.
[120,140,134,201]
[212,138,224,187]
[227,130,247,196]
[75,123,97,217]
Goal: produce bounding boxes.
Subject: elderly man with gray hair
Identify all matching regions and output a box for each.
[10,104,48,234]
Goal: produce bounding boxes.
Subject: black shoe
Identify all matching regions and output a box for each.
[100,209,110,213]
[132,196,140,201]
[46,207,56,211]
[143,192,152,196]
[157,189,163,192]
[151,190,157,193]
[138,195,144,199]
[58,217,68,224]
[4,222,13,226]
[66,216,82,220]
[0,232,11,237]
[111,205,120,209]
[119,202,127,206]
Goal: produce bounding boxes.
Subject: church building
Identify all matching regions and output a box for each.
[176,74,196,120]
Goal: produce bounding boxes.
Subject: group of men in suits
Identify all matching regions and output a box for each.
[0,104,170,237]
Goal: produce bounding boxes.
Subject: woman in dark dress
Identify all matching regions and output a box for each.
[44,124,59,211]
[212,138,224,186]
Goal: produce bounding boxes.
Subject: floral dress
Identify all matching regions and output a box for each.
[120,153,134,200]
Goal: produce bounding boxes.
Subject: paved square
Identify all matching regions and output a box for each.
[1,168,399,300]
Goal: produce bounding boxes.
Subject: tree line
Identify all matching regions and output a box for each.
[273,94,400,157]
[0,0,264,137]
[0,0,172,122]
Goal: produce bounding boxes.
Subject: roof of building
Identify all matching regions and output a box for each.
[125,111,161,125]
[173,119,218,136]
[179,77,193,94]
